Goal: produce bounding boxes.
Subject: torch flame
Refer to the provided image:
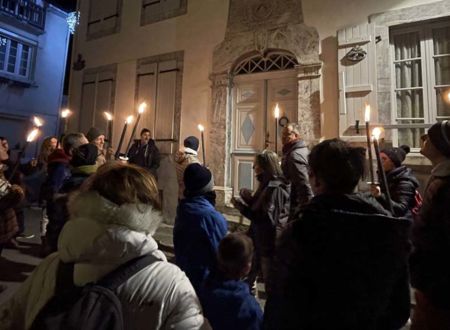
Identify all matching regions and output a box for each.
[26,128,39,142]
[364,104,371,123]
[197,124,205,132]
[61,109,72,118]
[274,103,280,119]
[447,91,450,102]
[138,102,147,114]
[33,116,43,127]
[126,115,134,124]
[372,127,382,141]
[104,111,113,121]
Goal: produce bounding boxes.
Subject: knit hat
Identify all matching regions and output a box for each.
[184,163,213,196]
[428,120,450,157]
[71,143,98,167]
[381,145,410,167]
[86,127,104,143]
[184,136,199,151]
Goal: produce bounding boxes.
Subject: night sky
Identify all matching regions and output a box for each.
[47,0,76,12]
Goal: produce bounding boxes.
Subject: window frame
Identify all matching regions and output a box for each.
[390,19,450,150]
[0,32,35,82]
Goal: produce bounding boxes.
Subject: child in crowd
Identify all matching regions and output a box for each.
[200,233,263,330]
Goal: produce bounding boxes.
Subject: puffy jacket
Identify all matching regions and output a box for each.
[410,159,450,309]
[199,271,263,330]
[0,191,206,330]
[281,140,313,219]
[174,148,200,199]
[174,196,228,292]
[265,193,412,330]
[376,166,419,218]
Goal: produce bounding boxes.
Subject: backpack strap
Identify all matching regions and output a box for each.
[97,254,161,291]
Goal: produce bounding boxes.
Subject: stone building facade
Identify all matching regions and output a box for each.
[69,0,448,222]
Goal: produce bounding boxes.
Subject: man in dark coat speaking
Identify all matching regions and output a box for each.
[127,128,161,178]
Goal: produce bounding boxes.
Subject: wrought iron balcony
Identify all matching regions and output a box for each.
[0,0,46,30]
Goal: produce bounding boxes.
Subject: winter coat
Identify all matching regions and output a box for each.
[46,165,97,253]
[174,196,228,292]
[0,179,23,244]
[127,139,161,177]
[174,148,200,199]
[199,271,263,330]
[376,166,420,218]
[0,191,206,330]
[410,159,450,309]
[281,140,313,219]
[265,193,412,330]
[237,176,290,257]
[40,150,71,202]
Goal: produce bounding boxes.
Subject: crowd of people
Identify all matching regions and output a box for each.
[0,120,449,330]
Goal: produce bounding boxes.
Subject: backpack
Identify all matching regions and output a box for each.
[411,189,423,216]
[31,254,159,330]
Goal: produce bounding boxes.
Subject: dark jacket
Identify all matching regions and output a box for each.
[127,139,160,177]
[45,165,96,253]
[174,196,228,292]
[265,193,411,330]
[199,271,263,330]
[0,183,23,244]
[238,176,290,257]
[281,140,313,219]
[376,166,419,218]
[410,160,450,308]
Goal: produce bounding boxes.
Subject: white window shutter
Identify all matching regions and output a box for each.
[338,22,377,139]
[163,0,181,12]
[80,81,96,133]
[94,79,114,131]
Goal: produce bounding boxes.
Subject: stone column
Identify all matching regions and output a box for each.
[296,62,322,143]
[209,73,233,206]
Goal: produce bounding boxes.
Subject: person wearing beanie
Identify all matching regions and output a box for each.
[370,144,420,218]
[86,127,114,166]
[127,128,160,178]
[174,136,200,200]
[44,143,99,255]
[410,120,450,329]
[173,163,228,292]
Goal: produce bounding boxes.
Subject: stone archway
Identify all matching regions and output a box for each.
[209,0,322,205]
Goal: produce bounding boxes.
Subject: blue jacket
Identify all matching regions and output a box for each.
[174,196,228,292]
[200,272,263,330]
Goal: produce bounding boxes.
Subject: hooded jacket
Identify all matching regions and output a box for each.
[174,196,228,292]
[174,148,200,199]
[376,165,420,218]
[265,193,412,330]
[0,191,205,330]
[281,140,313,219]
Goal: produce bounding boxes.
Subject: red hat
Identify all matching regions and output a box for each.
[47,149,71,164]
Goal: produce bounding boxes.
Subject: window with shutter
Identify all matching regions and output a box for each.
[135,54,182,154]
[79,67,116,134]
[390,19,450,149]
[337,23,378,141]
[141,0,187,25]
[87,0,121,39]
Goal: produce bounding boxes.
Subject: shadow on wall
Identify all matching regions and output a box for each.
[319,36,339,139]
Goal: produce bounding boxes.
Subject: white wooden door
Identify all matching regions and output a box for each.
[232,71,298,195]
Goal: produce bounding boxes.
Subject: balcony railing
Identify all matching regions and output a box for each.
[0,0,46,30]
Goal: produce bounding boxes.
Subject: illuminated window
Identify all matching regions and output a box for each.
[391,20,450,148]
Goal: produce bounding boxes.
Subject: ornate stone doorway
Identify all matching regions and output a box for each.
[231,50,299,195]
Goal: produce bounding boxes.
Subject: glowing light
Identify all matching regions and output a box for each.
[26,128,39,142]
[447,91,450,102]
[33,116,43,127]
[67,11,80,35]
[372,127,382,141]
[104,112,113,121]
[126,116,134,124]
[61,109,72,118]
[138,102,147,114]
[198,124,205,132]
[274,103,280,119]
[364,104,371,123]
